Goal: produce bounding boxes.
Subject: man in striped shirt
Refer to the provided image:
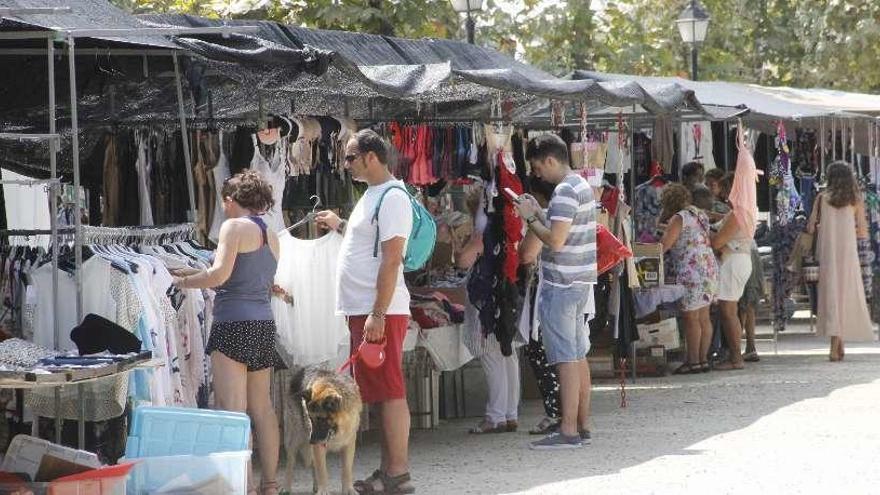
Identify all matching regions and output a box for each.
[515,134,597,450]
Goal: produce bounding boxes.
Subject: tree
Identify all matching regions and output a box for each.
[110,0,880,91]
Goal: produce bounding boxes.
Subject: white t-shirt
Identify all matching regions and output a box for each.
[336,179,413,316]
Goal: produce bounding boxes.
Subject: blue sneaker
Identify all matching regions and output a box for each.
[529,432,582,450]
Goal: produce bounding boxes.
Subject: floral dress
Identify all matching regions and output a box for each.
[667,206,719,311]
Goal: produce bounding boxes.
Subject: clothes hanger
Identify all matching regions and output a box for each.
[280,195,322,235]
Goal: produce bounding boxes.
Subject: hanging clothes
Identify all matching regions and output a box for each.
[209,132,232,244]
[605,132,631,175]
[728,124,760,239]
[135,131,154,226]
[273,231,348,366]
[679,121,716,170]
[651,117,675,173]
[249,134,288,233]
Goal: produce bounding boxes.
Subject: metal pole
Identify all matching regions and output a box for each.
[820,117,826,177]
[691,45,698,81]
[54,388,62,444]
[67,36,83,324]
[172,52,198,222]
[77,383,86,449]
[723,120,729,170]
[466,11,475,44]
[48,37,61,349]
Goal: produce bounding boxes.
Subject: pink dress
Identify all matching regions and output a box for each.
[816,195,875,341]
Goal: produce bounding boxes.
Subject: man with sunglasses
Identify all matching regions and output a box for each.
[316,129,415,494]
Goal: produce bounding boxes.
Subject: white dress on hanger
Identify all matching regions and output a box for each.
[250,134,287,233]
[272,231,348,366]
[135,133,154,226]
[209,132,231,243]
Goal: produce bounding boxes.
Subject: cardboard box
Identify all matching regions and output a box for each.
[636,318,681,350]
[633,243,664,288]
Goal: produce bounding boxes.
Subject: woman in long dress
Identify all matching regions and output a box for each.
[807,161,876,361]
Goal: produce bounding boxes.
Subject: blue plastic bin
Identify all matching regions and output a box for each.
[125,406,250,458]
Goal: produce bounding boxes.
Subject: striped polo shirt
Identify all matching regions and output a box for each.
[541,173,598,287]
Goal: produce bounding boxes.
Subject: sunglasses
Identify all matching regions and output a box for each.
[344,152,362,163]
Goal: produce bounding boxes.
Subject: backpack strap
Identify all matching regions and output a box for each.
[372,185,413,258]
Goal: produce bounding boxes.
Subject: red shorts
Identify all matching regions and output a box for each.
[347,315,409,404]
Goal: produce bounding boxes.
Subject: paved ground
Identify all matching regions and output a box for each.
[285,328,880,495]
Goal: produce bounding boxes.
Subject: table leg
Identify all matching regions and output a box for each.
[77,383,85,450]
[54,387,62,445]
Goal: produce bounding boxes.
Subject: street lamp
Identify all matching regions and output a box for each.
[451,0,484,45]
[676,0,710,80]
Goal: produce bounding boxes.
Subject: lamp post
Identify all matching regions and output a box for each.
[676,0,710,80]
[451,0,484,44]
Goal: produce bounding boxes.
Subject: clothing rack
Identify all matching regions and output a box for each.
[81,223,197,245]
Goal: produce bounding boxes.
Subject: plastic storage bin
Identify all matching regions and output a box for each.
[126,450,250,494]
[1,435,101,479]
[125,407,250,458]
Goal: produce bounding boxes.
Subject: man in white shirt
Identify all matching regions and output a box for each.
[317,129,415,494]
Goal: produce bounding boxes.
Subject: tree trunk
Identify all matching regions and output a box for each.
[368,0,396,37]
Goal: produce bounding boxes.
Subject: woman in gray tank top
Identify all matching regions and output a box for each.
[172,170,283,495]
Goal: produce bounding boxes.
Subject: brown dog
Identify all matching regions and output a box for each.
[281,366,362,495]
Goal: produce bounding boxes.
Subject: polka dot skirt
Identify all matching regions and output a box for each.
[207,320,285,372]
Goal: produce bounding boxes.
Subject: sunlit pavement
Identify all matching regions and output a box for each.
[285,328,880,495]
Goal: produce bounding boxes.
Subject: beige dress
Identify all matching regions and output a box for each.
[814,194,875,341]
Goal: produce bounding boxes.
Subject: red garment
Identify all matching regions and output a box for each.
[347,315,409,403]
[498,150,524,282]
[409,125,437,186]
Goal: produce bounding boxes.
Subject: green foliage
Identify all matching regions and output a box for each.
[108,0,880,91]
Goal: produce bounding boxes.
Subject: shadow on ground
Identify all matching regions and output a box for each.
[283,334,880,495]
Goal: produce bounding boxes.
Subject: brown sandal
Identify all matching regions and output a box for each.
[382,472,416,495]
[354,470,416,494]
[355,470,385,494]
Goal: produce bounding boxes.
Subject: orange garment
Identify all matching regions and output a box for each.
[728,125,759,238]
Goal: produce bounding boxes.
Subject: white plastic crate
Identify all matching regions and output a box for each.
[126,450,250,494]
[1,435,101,479]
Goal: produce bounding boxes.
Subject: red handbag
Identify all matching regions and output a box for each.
[597,224,632,275]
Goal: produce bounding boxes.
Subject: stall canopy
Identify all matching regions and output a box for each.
[1,1,711,176]
[141,14,707,117]
[574,70,880,123]
[0,0,174,48]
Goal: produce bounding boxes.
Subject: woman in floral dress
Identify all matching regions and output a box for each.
[660,184,719,374]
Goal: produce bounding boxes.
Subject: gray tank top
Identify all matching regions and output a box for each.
[213,216,278,323]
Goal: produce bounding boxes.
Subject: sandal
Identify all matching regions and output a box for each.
[506,420,519,433]
[700,362,710,373]
[529,417,561,435]
[673,363,700,375]
[383,472,416,495]
[468,419,506,434]
[355,470,385,494]
[742,351,760,362]
[355,471,416,495]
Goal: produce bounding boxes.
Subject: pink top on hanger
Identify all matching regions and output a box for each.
[728,124,760,238]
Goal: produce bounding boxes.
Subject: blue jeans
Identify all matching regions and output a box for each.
[539,284,591,365]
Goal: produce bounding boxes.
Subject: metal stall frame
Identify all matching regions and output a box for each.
[0,22,258,449]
